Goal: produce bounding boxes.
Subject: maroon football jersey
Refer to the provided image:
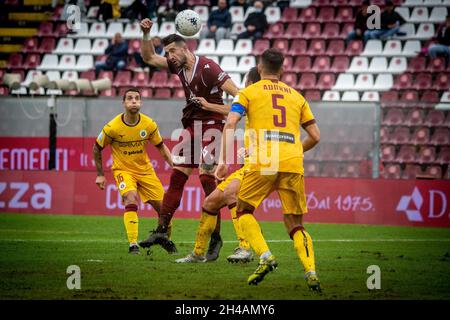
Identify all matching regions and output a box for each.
[167,55,230,128]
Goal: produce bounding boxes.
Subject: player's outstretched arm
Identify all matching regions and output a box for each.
[140,18,168,69]
[192,97,230,115]
[93,143,106,190]
[220,78,240,97]
[156,143,174,168]
[302,122,320,153]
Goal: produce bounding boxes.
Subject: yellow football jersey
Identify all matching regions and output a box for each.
[96,113,163,174]
[232,79,315,174]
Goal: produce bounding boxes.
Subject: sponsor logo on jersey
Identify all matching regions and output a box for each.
[204,64,210,69]
[264,131,295,143]
[119,182,126,190]
[118,141,144,148]
[140,130,147,138]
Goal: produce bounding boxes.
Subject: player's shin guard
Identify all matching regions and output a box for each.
[290,226,316,275]
[193,208,218,256]
[159,169,189,229]
[230,204,251,250]
[238,212,269,256]
[124,204,139,245]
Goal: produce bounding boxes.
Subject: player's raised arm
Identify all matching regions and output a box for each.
[140,18,168,69]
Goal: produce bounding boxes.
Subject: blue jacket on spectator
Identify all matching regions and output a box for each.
[207,8,232,29]
[105,41,128,67]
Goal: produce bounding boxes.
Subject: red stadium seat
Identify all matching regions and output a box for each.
[412,73,432,90]
[424,110,445,127]
[303,23,321,39]
[99,71,114,81]
[80,70,95,81]
[402,165,422,179]
[428,57,446,72]
[54,22,69,37]
[435,147,450,165]
[251,39,270,56]
[411,127,430,145]
[311,0,330,6]
[345,40,363,56]
[316,143,337,161]
[320,23,340,39]
[272,39,289,55]
[283,56,293,70]
[113,71,132,87]
[392,73,413,90]
[128,39,141,54]
[280,7,298,23]
[297,73,317,90]
[167,74,182,89]
[433,73,450,90]
[131,72,150,87]
[381,91,399,106]
[380,126,391,144]
[382,108,404,126]
[304,90,321,101]
[330,56,349,72]
[38,21,53,37]
[288,39,307,56]
[420,90,439,104]
[38,37,56,53]
[304,162,320,176]
[407,56,426,73]
[423,166,442,179]
[0,87,9,96]
[299,7,317,22]
[100,88,117,96]
[281,73,297,88]
[186,39,197,52]
[396,145,416,163]
[154,88,171,99]
[316,73,335,90]
[292,56,311,73]
[312,56,330,72]
[430,128,450,146]
[6,53,22,69]
[23,53,41,69]
[335,145,354,161]
[149,71,168,88]
[23,38,39,53]
[263,23,284,39]
[336,6,354,22]
[382,164,402,179]
[391,127,410,145]
[418,146,436,164]
[307,39,326,56]
[446,112,450,127]
[326,40,345,55]
[139,87,153,98]
[340,163,360,178]
[320,163,340,178]
[405,109,424,126]
[399,91,419,106]
[317,6,335,22]
[173,88,185,99]
[284,23,303,40]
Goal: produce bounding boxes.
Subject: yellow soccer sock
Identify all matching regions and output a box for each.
[193,210,218,256]
[292,227,316,274]
[238,213,269,257]
[230,205,251,251]
[124,205,139,245]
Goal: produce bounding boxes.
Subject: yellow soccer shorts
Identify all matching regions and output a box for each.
[113,170,164,203]
[217,167,246,192]
[238,170,308,215]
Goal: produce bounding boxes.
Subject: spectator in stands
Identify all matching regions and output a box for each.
[364,0,405,42]
[133,36,165,72]
[95,33,128,76]
[237,0,268,40]
[428,15,450,61]
[156,0,188,25]
[199,0,232,43]
[98,0,121,21]
[346,0,370,43]
[230,0,249,12]
[121,0,156,21]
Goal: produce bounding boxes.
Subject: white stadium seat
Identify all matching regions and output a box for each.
[362,40,382,56]
[415,23,435,39]
[215,39,234,56]
[388,57,407,73]
[424,0,442,6]
[37,54,58,70]
[396,23,415,39]
[73,39,91,55]
[373,74,393,91]
[106,22,124,38]
[68,22,88,38]
[341,91,360,102]
[62,70,78,81]
[348,57,369,73]
[429,7,448,23]
[230,23,245,37]
[88,22,106,38]
[333,74,355,91]
[75,55,94,71]
[354,74,374,91]
[45,70,61,82]
[322,91,340,101]
[91,38,108,55]
[196,39,216,55]
[361,91,380,102]
[57,54,76,71]
[54,38,74,54]
[234,39,252,55]
[368,57,388,73]
[194,6,209,22]
[402,40,421,56]
[440,91,450,103]
[124,22,144,39]
[290,0,312,8]
[230,6,245,23]
[86,6,99,19]
[236,56,256,73]
[228,73,242,88]
[22,70,42,87]
[395,7,410,21]
[158,22,176,38]
[220,56,238,72]
[265,6,281,24]
[382,40,402,56]
[403,0,423,6]
[410,7,429,23]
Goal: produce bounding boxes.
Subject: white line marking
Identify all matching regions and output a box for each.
[85,259,104,262]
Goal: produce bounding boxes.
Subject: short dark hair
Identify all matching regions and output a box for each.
[261,49,284,75]
[362,0,370,6]
[123,88,141,101]
[247,67,261,83]
[385,0,393,6]
[162,34,186,47]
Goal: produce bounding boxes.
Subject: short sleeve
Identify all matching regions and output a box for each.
[149,123,163,146]
[206,60,230,89]
[96,124,113,149]
[300,99,316,128]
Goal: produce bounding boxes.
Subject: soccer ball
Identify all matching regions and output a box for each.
[175,10,201,37]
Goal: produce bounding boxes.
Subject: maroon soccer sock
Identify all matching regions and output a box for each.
[159,169,189,228]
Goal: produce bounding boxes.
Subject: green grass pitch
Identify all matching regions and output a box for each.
[0,213,449,300]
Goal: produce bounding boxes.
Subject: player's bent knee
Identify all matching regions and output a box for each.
[123,192,138,206]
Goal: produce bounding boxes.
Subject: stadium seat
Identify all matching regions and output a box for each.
[412,73,433,90]
[106,22,124,38]
[288,39,307,56]
[281,73,297,88]
[418,146,436,164]
[234,39,252,55]
[194,6,209,22]
[433,73,450,90]
[348,57,369,73]
[292,56,311,73]
[38,37,56,53]
[396,145,416,163]
[381,91,399,107]
[196,39,216,55]
[113,71,132,87]
[284,23,303,39]
[391,127,410,145]
[345,40,363,56]
[424,110,445,127]
[407,56,426,73]
[380,126,391,144]
[435,147,450,165]
[236,56,255,73]
[368,57,388,73]
[411,127,430,145]
[395,7,410,21]
[333,74,354,91]
[430,128,450,146]
[336,6,353,22]
[23,37,39,53]
[73,39,91,55]
[230,6,245,23]
[80,70,95,81]
[283,56,293,70]
[326,40,345,55]
[307,39,326,56]
[149,71,168,88]
[403,0,423,6]
[423,165,442,179]
[123,22,143,39]
[99,88,116,97]
[322,90,340,101]
[159,22,176,38]
[397,23,416,39]
[341,91,359,101]
[354,74,374,91]
[335,145,354,161]
[297,73,317,90]
[320,23,340,39]
[131,72,149,87]
[317,6,335,22]
[303,23,321,39]
[38,21,53,37]
[304,90,321,101]
[402,164,422,179]
[167,74,182,89]
[405,109,424,126]
[382,40,402,56]
[230,23,245,37]
[37,54,59,70]
[273,39,289,55]
[92,39,108,55]
[304,162,320,176]
[362,40,383,56]
[221,56,238,73]
[280,7,298,23]
[173,88,185,99]
[320,163,340,178]
[410,7,429,23]
[265,6,281,24]
[55,22,69,37]
[154,88,171,99]
[316,143,337,161]
[252,39,270,56]
[6,53,22,70]
[263,23,285,39]
[415,23,435,39]
[420,90,439,104]
[54,38,74,54]
[341,163,360,178]
[339,22,354,39]
[312,56,331,72]
[361,91,380,102]
[402,40,421,56]
[88,22,106,38]
[98,71,114,81]
[299,6,316,21]
[399,90,419,107]
[215,39,234,56]
[330,56,349,72]
[74,55,93,71]
[429,6,447,22]
[384,110,405,128]
[290,0,313,8]
[393,73,413,90]
[428,57,446,72]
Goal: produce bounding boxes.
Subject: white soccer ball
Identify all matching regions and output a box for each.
[175,10,201,37]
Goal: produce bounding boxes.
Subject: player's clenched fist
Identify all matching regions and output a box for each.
[140,18,153,34]
[95,176,106,190]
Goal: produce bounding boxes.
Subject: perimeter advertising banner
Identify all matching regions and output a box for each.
[0,170,449,228]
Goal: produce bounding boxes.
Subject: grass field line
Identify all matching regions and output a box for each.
[1,238,450,243]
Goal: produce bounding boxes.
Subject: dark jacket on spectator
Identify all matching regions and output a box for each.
[244,12,268,33]
[105,41,128,66]
[381,10,406,29]
[436,24,450,46]
[207,8,232,29]
[354,9,369,32]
